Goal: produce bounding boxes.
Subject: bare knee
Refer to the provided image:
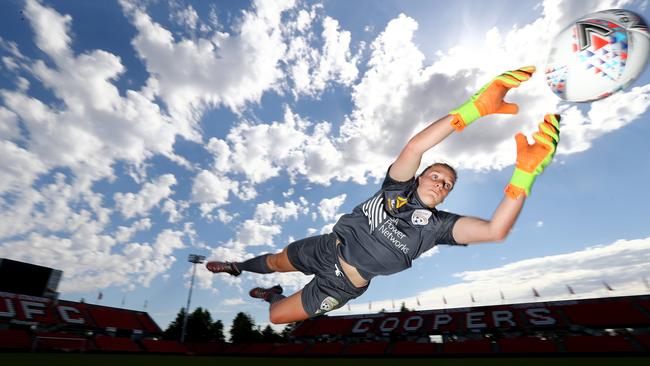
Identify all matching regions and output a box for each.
[268,292,309,324]
[269,307,308,324]
[269,312,287,325]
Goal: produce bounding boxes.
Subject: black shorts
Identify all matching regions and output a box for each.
[287,233,369,317]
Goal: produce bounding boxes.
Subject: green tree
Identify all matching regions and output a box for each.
[261,325,282,343]
[211,319,225,343]
[163,307,186,341]
[163,307,225,342]
[230,312,262,343]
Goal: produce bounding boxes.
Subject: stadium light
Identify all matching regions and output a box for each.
[181,254,206,343]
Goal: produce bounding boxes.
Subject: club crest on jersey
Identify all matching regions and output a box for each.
[411,209,432,225]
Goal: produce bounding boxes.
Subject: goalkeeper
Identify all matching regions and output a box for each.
[208,66,561,324]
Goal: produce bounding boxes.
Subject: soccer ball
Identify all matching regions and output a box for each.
[545,9,650,102]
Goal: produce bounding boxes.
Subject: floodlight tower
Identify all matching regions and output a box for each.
[181,254,206,343]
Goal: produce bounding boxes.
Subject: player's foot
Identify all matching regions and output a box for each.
[249,285,283,300]
[206,261,241,277]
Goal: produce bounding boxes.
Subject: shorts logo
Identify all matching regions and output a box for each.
[411,209,432,225]
[317,296,339,313]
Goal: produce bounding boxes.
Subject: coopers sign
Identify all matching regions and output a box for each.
[350,307,558,334]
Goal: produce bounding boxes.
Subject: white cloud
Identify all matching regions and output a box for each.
[114,174,177,219]
[24,0,72,61]
[191,170,238,211]
[170,4,199,32]
[254,200,307,224]
[284,11,359,97]
[222,298,246,306]
[161,199,188,224]
[1,0,184,192]
[0,107,20,141]
[319,194,346,221]
[0,228,186,292]
[216,208,234,224]
[122,0,294,128]
[115,218,152,243]
[236,220,282,247]
[0,141,46,195]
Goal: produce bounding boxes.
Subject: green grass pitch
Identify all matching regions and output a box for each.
[1,353,649,366]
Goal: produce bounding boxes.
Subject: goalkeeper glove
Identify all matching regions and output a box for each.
[505,114,561,199]
[450,66,536,131]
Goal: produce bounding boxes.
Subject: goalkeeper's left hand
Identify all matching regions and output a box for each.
[505,114,561,199]
[450,66,536,131]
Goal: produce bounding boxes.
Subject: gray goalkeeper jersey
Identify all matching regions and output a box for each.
[333,167,466,281]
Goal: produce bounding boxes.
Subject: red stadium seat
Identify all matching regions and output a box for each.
[241,343,275,354]
[558,300,650,328]
[497,337,558,353]
[302,317,358,337]
[135,312,161,333]
[391,341,436,355]
[35,332,88,352]
[141,339,187,353]
[344,341,389,355]
[220,343,248,354]
[636,299,650,313]
[632,334,650,351]
[564,335,636,353]
[94,335,142,352]
[87,306,144,331]
[290,320,315,338]
[270,343,308,355]
[0,329,31,350]
[184,342,227,355]
[441,339,493,354]
[304,341,344,355]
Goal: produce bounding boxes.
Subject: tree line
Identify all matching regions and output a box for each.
[163,307,293,343]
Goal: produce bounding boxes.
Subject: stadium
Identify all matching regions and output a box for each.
[1,258,649,365]
[2,1,650,365]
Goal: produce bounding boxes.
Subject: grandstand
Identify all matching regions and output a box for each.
[1,258,650,356]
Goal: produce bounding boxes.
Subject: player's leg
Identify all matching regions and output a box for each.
[206,246,297,276]
[247,285,308,324]
[266,246,298,272]
[268,291,309,324]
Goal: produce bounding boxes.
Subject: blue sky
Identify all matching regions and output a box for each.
[1,0,650,333]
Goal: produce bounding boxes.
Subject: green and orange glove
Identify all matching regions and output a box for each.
[450,66,536,131]
[505,114,561,199]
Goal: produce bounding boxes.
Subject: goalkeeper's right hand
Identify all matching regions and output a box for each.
[505,114,560,199]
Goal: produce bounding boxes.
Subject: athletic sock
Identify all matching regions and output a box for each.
[265,293,286,304]
[236,254,274,274]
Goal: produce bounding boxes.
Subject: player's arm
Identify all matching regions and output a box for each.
[452,114,561,244]
[389,66,536,182]
[452,196,525,244]
[389,115,455,182]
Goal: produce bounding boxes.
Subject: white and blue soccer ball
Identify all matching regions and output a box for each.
[545,9,650,102]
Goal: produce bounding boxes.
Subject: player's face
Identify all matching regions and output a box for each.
[416,165,455,208]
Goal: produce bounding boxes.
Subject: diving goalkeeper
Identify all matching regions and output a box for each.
[208,66,561,324]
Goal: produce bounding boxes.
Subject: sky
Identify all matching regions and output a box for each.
[1,0,650,334]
